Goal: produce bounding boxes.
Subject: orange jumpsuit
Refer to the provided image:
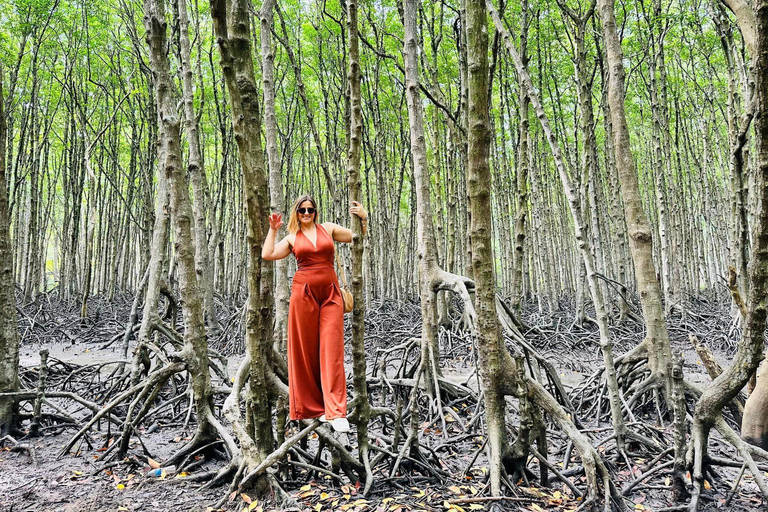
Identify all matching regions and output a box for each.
[287,224,347,420]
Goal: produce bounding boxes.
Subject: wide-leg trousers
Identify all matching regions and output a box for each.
[287,266,347,420]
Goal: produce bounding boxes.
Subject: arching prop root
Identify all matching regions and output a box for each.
[371,287,620,504]
[523,366,626,511]
[58,361,186,457]
[571,340,673,426]
[451,347,627,510]
[195,353,452,507]
[497,297,582,422]
[687,416,768,511]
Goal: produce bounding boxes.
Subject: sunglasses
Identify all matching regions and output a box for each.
[297,207,316,215]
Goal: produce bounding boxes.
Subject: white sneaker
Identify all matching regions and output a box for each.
[330,417,350,433]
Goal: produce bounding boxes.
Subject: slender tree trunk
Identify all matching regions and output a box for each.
[23,53,40,302]
[211,0,275,466]
[260,0,289,352]
[0,70,20,436]
[598,0,673,395]
[402,0,446,400]
[144,0,214,442]
[713,6,751,311]
[133,130,169,384]
[466,0,509,496]
[511,1,529,315]
[346,0,373,492]
[176,0,221,336]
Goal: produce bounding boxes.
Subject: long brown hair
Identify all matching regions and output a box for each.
[287,195,319,234]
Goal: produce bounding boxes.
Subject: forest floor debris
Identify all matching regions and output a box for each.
[0,292,764,511]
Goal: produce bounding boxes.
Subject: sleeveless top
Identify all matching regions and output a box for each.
[293,224,335,271]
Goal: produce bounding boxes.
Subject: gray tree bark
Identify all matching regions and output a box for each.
[466,0,509,496]
[740,0,768,452]
[0,69,20,436]
[598,0,673,397]
[210,0,275,477]
[346,0,374,493]
[176,0,221,336]
[144,0,214,444]
[260,0,289,352]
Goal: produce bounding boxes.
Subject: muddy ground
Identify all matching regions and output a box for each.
[1,292,765,512]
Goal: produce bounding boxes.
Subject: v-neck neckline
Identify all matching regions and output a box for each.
[301,225,320,251]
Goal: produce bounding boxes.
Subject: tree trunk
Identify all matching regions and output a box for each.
[465,0,509,496]
[210,0,275,469]
[0,70,20,436]
[346,0,373,492]
[597,0,673,396]
[260,0,289,352]
[144,0,214,442]
[176,0,221,336]
[511,2,530,315]
[740,0,768,452]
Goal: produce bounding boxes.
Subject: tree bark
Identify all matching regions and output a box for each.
[346,0,374,493]
[597,0,673,395]
[260,0,289,352]
[0,69,20,436]
[144,0,214,442]
[722,0,757,56]
[466,0,509,496]
[740,0,768,451]
[176,0,221,336]
[210,0,275,469]
[511,1,530,315]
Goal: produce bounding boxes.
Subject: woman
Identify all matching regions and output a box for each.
[262,195,368,433]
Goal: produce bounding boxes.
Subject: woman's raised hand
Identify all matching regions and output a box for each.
[349,201,367,220]
[269,212,283,230]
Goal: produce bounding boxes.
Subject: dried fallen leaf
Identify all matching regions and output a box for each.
[241,494,252,504]
[148,458,161,469]
[300,484,312,491]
